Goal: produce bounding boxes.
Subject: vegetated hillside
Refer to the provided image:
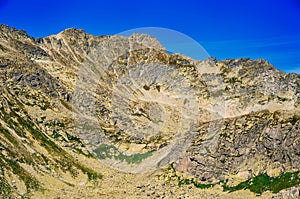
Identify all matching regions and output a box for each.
[0,24,299,198]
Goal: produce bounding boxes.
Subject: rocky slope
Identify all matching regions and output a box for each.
[0,24,299,198]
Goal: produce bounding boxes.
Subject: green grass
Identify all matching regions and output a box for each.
[0,97,102,184]
[6,158,40,191]
[45,120,65,128]
[74,148,94,158]
[223,172,300,195]
[51,130,61,139]
[0,153,41,194]
[166,163,300,195]
[167,163,215,189]
[15,113,63,154]
[71,161,102,181]
[66,132,81,142]
[0,123,20,147]
[178,178,214,189]
[94,144,155,164]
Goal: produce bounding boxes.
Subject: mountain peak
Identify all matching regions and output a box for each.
[0,25,299,198]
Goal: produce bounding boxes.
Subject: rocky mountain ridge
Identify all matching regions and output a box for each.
[0,24,299,198]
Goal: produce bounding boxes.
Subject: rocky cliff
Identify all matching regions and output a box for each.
[0,24,299,198]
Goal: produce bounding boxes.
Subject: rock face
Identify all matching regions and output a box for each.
[186,111,300,184]
[0,24,299,198]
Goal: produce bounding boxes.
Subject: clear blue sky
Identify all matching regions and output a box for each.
[1,0,300,73]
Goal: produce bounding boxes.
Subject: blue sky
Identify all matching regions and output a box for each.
[0,0,299,73]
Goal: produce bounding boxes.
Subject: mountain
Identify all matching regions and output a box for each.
[0,24,299,198]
